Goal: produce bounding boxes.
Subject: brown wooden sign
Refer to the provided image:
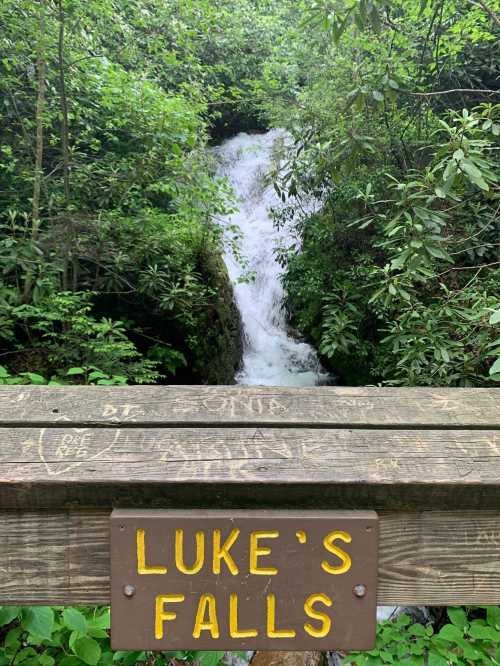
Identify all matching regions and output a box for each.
[110,509,378,651]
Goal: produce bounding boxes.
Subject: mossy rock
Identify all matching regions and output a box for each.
[194,243,243,385]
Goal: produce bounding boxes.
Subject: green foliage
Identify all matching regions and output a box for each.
[1,292,159,384]
[3,603,500,666]
[1,1,500,664]
[489,309,500,380]
[265,0,500,387]
[0,0,248,385]
[0,606,243,666]
[344,607,500,665]
[0,606,109,666]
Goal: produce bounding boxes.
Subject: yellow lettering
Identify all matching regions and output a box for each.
[137,528,167,575]
[175,529,204,574]
[193,593,220,639]
[213,529,240,575]
[155,594,184,640]
[266,594,295,638]
[321,531,352,575]
[304,593,332,638]
[229,593,258,638]
[250,531,279,575]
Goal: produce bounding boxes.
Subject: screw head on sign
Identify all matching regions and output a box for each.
[353,584,367,598]
[123,585,136,598]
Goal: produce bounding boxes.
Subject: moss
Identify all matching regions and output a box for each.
[193,242,243,385]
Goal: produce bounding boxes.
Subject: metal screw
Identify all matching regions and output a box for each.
[353,584,367,598]
[123,585,136,598]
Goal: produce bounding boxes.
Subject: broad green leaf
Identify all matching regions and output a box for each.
[21,607,54,640]
[460,159,489,190]
[487,606,500,629]
[62,608,87,635]
[21,373,47,385]
[90,608,110,630]
[468,622,500,640]
[490,358,500,376]
[490,310,500,325]
[437,623,463,641]
[463,642,484,660]
[4,627,22,649]
[60,658,85,666]
[409,622,427,636]
[197,651,226,666]
[426,245,452,261]
[0,607,19,626]
[441,348,450,363]
[73,636,102,665]
[88,370,108,380]
[428,652,448,666]
[448,607,468,629]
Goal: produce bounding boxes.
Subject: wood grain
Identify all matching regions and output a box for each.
[0,427,499,509]
[0,386,498,427]
[1,510,499,606]
[0,386,499,606]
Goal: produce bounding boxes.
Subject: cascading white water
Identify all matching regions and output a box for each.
[215,130,328,387]
[215,130,396,624]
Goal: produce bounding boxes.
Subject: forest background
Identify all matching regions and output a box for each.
[0,0,499,664]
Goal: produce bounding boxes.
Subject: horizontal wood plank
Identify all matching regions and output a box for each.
[1,510,499,606]
[1,386,499,606]
[0,427,499,509]
[1,386,499,428]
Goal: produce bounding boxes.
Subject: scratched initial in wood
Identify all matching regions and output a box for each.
[431,394,462,412]
[101,404,145,422]
[171,394,290,418]
[28,427,122,476]
[151,430,295,480]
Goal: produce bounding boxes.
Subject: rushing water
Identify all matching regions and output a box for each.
[215,130,328,387]
[215,130,396,624]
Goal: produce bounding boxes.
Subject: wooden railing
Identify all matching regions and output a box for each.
[0,385,499,607]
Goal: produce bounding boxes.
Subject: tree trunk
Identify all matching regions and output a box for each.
[23,0,47,303]
[57,0,70,210]
[57,0,77,292]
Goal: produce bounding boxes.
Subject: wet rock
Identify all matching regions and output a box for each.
[223,651,254,666]
[195,244,243,384]
[251,651,324,666]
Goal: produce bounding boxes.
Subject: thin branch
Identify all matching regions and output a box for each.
[0,347,49,359]
[470,0,500,26]
[6,89,36,159]
[408,88,500,97]
[435,261,500,278]
[449,242,500,256]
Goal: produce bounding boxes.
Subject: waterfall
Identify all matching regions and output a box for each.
[215,130,396,625]
[215,130,328,387]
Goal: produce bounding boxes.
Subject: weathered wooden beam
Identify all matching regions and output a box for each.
[1,510,499,606]
[1,386,499,428]
[0,427,499,509]
[0,387,498,608]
